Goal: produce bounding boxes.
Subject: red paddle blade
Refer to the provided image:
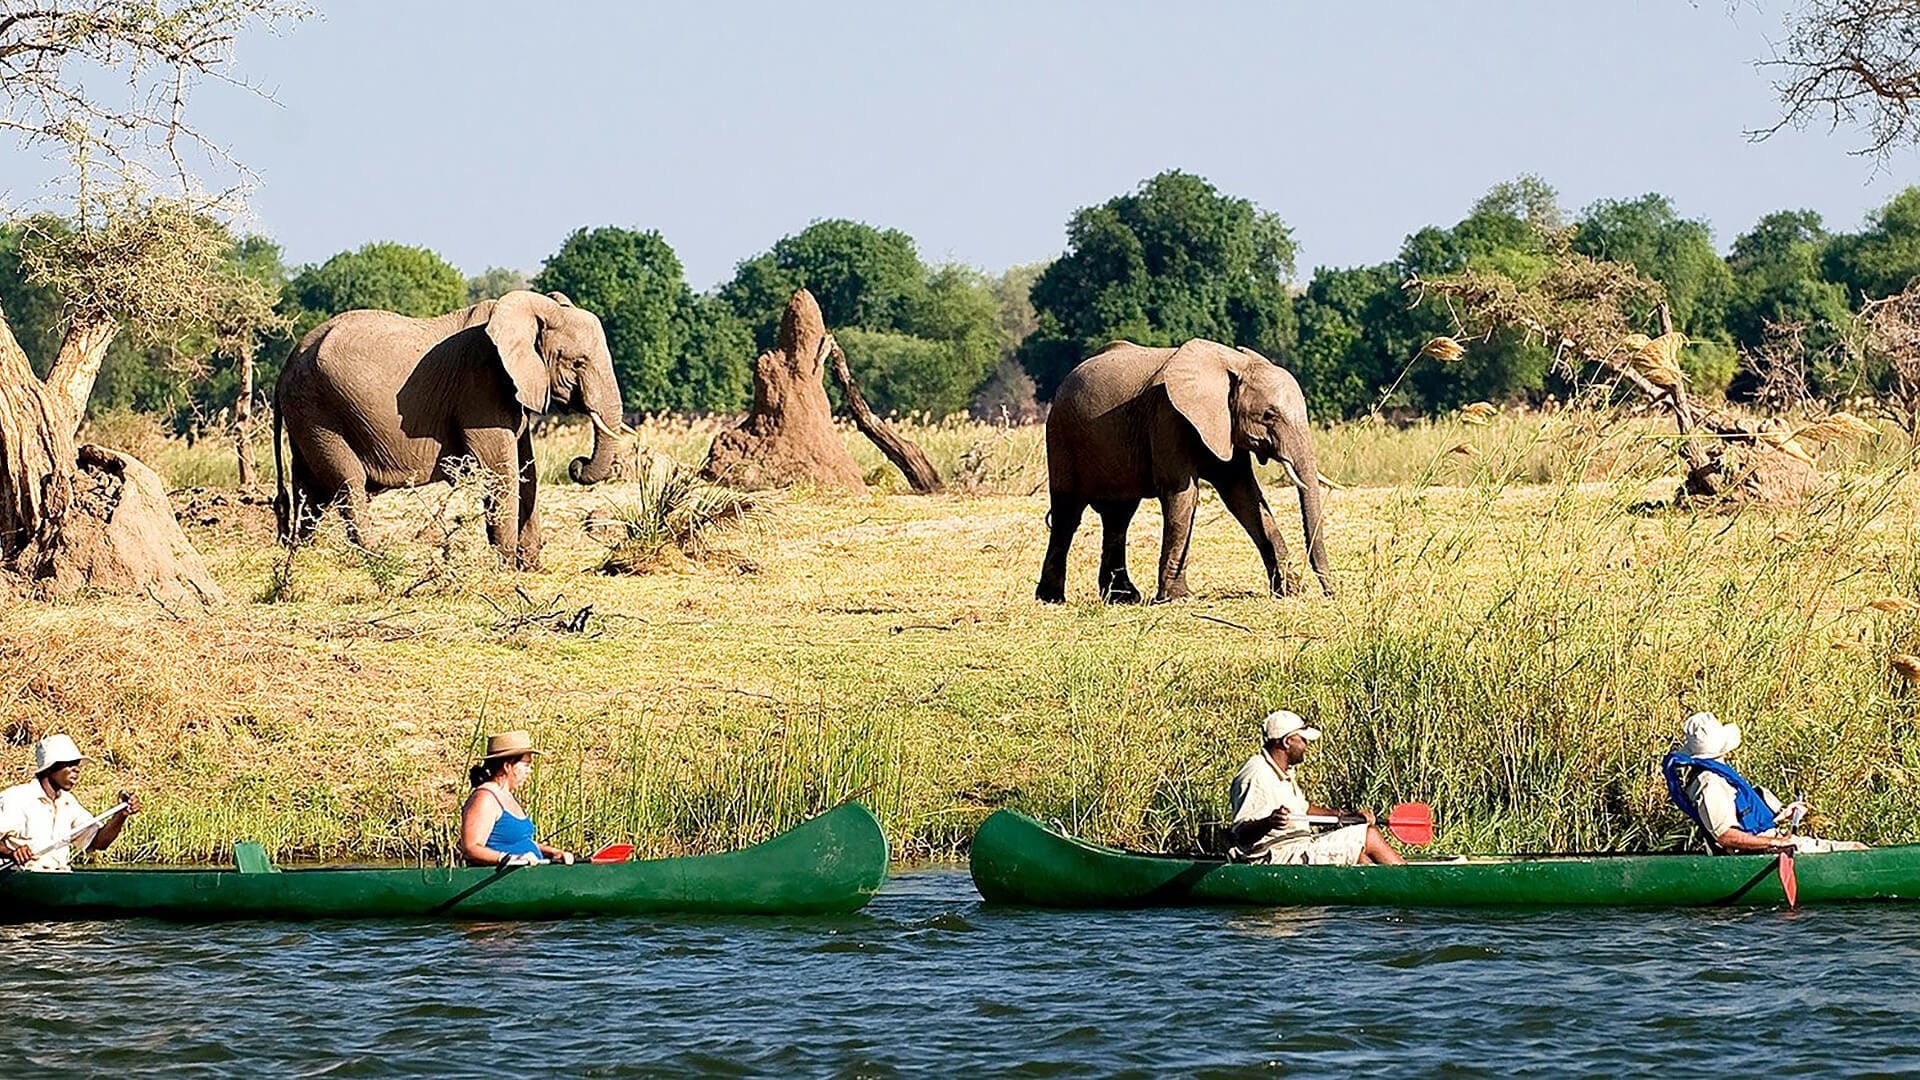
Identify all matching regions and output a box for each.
[1778,850,1798,908]
[587,843,633,864]
[1385,802,1434,846]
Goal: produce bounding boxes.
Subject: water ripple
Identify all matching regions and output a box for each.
[3,870,1920,1074]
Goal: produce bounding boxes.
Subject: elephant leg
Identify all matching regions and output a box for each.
[1036,495,1086,603]
[1215,466,1295,597]
[296,426,369,547]
[514,428,542,571]
[465,428,521,564]
[286,446,322,544]
[1155,482,1198,603]
[1094,499,1143,603]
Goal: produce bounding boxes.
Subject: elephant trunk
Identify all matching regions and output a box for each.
[569,372,623,486]
[1280,428,1334,596]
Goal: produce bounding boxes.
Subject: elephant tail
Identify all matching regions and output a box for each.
[272,380,290,544]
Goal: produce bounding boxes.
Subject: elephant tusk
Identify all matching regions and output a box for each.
[1278,457,1310,492]
[588,412,625,440]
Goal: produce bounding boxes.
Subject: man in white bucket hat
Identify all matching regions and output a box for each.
[1661,712,1864,855]
[0,735,140,871]
[1226,710,1404,865]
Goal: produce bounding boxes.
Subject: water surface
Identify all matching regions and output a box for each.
[4,868,1916,1076]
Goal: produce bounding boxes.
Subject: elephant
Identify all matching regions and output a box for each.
[1035,338,1332,603]
[273,290,625,570]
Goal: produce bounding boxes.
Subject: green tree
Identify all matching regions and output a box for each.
[534,226,752,414]
[1723,210,1855,397]
[0,224,66,375]
[467,266,529,303]
[1572,195,1733,337]
[1020,170,1298,397]
[721,220,927,349]
[722,221,1003,416]
[1571,194,1738,393]
[284,242,467,338]
[1824,186,1920,303]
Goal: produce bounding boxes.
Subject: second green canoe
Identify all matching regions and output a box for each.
[971,809,1920,909]
[0,802,889,922]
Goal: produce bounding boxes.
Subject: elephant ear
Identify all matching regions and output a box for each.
[1160,339,1240,462]
[485,292,553,413]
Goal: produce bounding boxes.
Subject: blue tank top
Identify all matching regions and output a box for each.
[481,791,542,860]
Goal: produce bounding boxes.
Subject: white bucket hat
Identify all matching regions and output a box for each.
[1679,712,1741,760]
[1262,710,1321,744]
[32,734,86,776]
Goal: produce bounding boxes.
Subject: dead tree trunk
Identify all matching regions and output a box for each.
[0,308,77,567]
[826,335,943,494]
[42,314,120,432]
[702,289,865,491]
[0,303,223,603]
[234,352,257,491]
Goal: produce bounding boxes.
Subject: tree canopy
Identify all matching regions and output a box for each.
[721,220,1003,416]
[283,242,467,337]
[1020,170,1298,397]
[533,226,751,414]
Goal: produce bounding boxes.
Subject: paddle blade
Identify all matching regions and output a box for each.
[588,843,633,865]
[1385,802,1434,847]
[1778,850,1798,908]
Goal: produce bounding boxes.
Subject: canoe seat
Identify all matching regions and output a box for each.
[232,841,279,874]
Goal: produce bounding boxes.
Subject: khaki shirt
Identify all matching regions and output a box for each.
[1229,752,1312,852]
[1683,770,1784,842]
[0,780,99,872]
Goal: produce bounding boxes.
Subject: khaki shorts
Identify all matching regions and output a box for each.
[1250,823,1370,866]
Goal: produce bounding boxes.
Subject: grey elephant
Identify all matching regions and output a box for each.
[273,290,625,570]
[1036,339,1332,603]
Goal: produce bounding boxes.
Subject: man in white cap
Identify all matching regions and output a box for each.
[0,734,140,871]
[1227,710,1404,865]
[1661,712,1865,855]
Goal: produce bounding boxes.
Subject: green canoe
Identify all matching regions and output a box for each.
[0,802,889,922]
[970,809,1920,909]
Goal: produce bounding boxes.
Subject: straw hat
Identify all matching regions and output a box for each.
[477,730,542,762]
[32,734,86,776]
[1679,712,1741,760]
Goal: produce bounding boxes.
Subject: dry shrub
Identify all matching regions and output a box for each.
[585,458,765,575]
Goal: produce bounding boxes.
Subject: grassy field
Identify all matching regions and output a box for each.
[6,408,1920,864]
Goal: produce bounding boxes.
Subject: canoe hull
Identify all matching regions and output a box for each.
[970,810,1920,909]
[0,803,889,922]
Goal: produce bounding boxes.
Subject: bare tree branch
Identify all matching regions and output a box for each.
[1754,0,1920,159]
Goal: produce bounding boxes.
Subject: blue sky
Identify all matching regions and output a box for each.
[2,1,1911,290]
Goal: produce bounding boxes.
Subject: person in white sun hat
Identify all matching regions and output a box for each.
[0,734,140,872]
[1226,710,1404,865]
[1661,711,1866,855]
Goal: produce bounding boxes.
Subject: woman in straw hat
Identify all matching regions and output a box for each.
[458,731,575,867]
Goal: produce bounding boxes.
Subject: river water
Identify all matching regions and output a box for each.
[4,867,1917,1076]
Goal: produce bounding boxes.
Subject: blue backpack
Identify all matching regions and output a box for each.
[1661,752,1778,839]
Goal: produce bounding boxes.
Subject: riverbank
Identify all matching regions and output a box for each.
[5,411,1920,862]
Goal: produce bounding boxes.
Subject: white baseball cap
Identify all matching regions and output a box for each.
[32,734,86,776]
[1261,710,1320,744]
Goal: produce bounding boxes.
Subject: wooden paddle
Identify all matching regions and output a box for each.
[0,800,130,871]
[1302,802,1434,846]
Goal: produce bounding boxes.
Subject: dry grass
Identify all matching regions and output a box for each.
[5,408,1920,863]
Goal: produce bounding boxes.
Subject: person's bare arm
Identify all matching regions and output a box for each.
[86,792,140,853]
[459,791,513,866]
[1230,808,1288,848]
[1713,827,1793,854]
